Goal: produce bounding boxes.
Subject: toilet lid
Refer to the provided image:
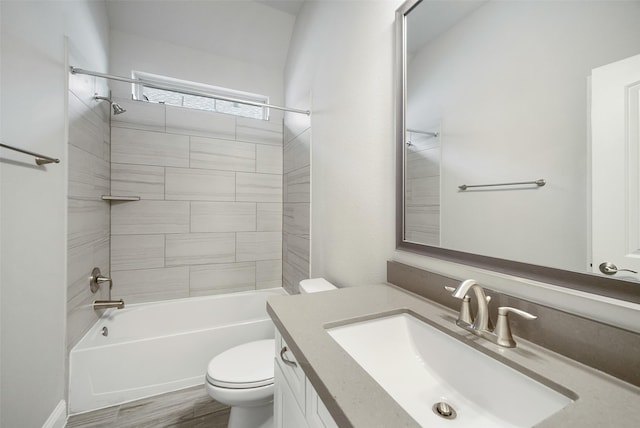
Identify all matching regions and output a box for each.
[206,339,275,389]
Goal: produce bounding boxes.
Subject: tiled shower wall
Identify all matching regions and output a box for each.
[67,69,111,351]
[109,98,284,303]
[404,130,441,245]
[282,114,311,293]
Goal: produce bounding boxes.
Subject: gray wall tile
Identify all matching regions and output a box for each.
[67,87,111,353]
[68,92,110,159]
[112,127,189,167]
[256,260,282,289]
[191,202,256,232]
[257,203,282,232]
[111,267,189,304]
[282,116,310,290]
[68,199,110,248]
[190,262,256,295]
[111,163,165,200]
[237,232,282,262]
[165,167,235,201]
[166,233,236,266]
[190,136,255,172]
[236,117,283,146]
[67,238,109,303]
[166,105,235,140]
[108,103,286,303]
[68,144,110,200]
[283,128,310,174]
[111,235,165,271]
[257,144,283,174]
[284,165,310,203]
[236,172,282,203]
[111,200,189,235]
[284,203,310,238]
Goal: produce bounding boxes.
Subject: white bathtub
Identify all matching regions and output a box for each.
[69,288,285,414]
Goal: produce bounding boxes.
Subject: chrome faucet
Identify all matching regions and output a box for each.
[448,279,536,348]
[452,279,490,332]
[93,299,125,310]
[89,267,125,310]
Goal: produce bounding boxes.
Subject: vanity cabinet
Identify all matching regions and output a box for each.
[274,330,338,428]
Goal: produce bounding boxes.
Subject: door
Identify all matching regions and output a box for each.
[592,53,640,279]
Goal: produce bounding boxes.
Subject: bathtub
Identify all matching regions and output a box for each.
[69,288,286,414]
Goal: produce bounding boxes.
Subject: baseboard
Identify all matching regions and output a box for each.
[42,400,67,428]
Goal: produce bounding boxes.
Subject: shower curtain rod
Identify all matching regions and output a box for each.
[69,67,311,116]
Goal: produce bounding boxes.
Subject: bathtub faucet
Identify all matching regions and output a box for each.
[90,267,125,310]
[93,299,125,310]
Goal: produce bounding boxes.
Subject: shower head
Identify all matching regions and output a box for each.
[94,94,126,115]
[111,103,126,115]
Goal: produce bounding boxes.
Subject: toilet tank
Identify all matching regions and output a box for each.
[299,278,337,294]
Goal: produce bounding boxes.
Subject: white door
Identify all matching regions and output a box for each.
[592,53,640,279]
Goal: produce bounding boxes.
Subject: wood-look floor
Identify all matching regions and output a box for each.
[66,385,230,428]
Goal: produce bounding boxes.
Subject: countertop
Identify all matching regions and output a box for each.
[266,283,640,427]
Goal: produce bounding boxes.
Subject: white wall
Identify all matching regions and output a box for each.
[0,1,109,426]
[109,30,286,106]
[285,0,402,287]
[406,0,640,273]
[284,0,639,335]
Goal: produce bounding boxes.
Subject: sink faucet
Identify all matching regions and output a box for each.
[448,279,536,348]
[452,279,490,332]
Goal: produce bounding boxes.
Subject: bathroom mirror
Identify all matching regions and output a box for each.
[396,0,640,303]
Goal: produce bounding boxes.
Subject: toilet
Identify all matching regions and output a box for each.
[205,278,337,428]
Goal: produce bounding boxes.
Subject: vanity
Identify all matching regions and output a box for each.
[267,282,640,427]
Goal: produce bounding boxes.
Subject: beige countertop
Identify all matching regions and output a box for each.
[267,284,640,427]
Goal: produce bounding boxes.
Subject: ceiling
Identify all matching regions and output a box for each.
[106,0,304,68]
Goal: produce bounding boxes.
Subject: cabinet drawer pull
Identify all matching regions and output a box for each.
[280,346,298,368]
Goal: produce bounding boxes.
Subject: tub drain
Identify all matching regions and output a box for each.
[432,402,457,420]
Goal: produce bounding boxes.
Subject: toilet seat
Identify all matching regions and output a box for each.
[206,339,275,389]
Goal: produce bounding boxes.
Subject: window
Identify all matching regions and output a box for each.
[132,71,269,120]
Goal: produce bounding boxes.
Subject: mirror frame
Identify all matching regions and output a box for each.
[395,0,640,304]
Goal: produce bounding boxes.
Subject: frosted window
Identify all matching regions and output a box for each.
[132,72,269,120]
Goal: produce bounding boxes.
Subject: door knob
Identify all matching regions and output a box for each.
[598,262,638,275]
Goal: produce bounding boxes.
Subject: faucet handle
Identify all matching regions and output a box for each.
[494,307,537,348]
[444,286,472,324]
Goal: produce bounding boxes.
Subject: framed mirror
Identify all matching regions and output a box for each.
[396,0,640,303]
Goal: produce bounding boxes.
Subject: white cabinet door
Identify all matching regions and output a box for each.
[592,53,640,279]
[274,362,309,428]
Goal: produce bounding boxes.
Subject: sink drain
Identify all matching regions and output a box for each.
[432,402,457,420]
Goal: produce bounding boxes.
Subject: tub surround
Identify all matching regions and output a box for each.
[109,98,284,304]
[267,284,640,427]
[282,111,311,294]
[387,260,640,387]
[67,62,112,353]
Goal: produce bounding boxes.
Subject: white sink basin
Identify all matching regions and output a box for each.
[327,313,573,427]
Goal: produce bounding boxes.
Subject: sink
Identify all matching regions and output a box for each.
[327,313,573,427]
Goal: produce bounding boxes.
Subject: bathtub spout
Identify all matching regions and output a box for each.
[94,299,125,310]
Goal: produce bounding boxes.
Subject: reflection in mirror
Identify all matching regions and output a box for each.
[401,0,640,283]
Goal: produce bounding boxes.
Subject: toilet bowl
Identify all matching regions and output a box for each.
[206,339,275,428]
[205,279,337,428]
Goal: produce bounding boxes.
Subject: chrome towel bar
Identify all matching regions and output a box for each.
[0,142,60,165]
[458,179,545,191]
